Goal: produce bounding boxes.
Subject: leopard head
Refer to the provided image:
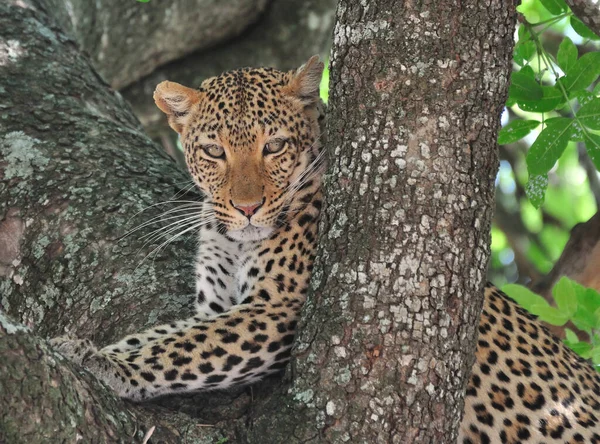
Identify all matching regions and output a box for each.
[154,57,324,241]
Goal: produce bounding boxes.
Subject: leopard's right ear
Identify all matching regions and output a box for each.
[153,81,201,134]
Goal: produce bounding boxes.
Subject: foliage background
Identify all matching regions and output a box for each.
[489,0,599,286]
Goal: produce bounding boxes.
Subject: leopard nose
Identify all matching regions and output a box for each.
[231,199,264,217]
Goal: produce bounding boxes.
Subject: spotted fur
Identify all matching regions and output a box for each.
[51,59,600,441]
[52,57,325,400]
[460,284,600,442]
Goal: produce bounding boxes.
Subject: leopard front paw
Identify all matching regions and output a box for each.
[49,335,98,367]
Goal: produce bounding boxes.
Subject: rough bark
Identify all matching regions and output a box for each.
[0,0,198,345]
[42,0,269,89]
[566,0,600,39]
[246,0,515,441]
[0,0,515,443]
[0,2,259,441]
[123,0,337,137]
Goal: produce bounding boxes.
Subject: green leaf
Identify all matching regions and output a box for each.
[509,70,544,103]
[570,121,585,142]
[568,342,593,358]
[540,0,568,14]
[518,25,531,43]
[570,16,600,41]
[525,174,548,209]
[502,284,549,312]
[577,98,600,130]
[565,328,579,344]
[515,41,537,66]
[552,276,578,317]
[533,305,570,326]
[557,37,578,74]
[498,120,540,145]
[577,90,596,107]
[577,287,600,313]
[519,86,565,112]
[592,347,600,366]
[571,288,600,332]
[520,64,535,78]
[563,52,600,92]
[583,131,600,170]
[526,118,573,175]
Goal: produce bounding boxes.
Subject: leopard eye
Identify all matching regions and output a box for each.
[202,144,225,159]
[263,139,287,155]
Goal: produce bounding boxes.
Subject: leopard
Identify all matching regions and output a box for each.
[51,57,600,442]
[460,284,600,442]
[52,56,325,401]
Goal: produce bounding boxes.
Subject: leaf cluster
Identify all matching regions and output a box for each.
[500,0,600,208]
[504,277,600,366]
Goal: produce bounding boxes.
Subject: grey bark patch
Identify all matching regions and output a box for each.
[1,132,48,180]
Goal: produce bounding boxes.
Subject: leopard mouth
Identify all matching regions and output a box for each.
[226,224,273,242]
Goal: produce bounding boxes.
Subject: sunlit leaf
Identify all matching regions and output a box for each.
[557,37,577,75]
[565,328,579,344]
[552,277,578,317]
[526,118,573,175]
[540,0,568,14]
[502,284,549,311]
[498,120,540,145]
[570,16,600,41]
[592,347,600,366]
[577,98,600,130]
[572,309,596,332]
[571,287,600,332]
[533,305,570,326]
[563,52,600,92]
[568,342,593,358]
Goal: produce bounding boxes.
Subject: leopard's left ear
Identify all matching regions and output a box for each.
[153,81,201,134]
[284,55,325,106]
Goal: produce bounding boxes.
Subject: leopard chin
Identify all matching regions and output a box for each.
[226,224,273,242]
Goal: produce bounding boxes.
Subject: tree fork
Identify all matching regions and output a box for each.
[1,0,516,443]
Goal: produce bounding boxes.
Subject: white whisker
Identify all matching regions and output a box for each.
[122,204,209,239]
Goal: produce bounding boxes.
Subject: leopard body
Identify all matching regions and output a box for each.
[53,58,600,442]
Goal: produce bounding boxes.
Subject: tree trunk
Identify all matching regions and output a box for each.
[0,0,514,443]
[245,0,515,442]
[42,0,269,89]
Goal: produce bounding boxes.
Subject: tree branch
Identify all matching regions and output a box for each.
[0,1,273,440]
[566,0,600,39]
[532,211,600,298]
[122,0,337,137]
[39,0,269,89]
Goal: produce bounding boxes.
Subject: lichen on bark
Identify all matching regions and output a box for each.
[0,1,202,345]
[0,0,516,441]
